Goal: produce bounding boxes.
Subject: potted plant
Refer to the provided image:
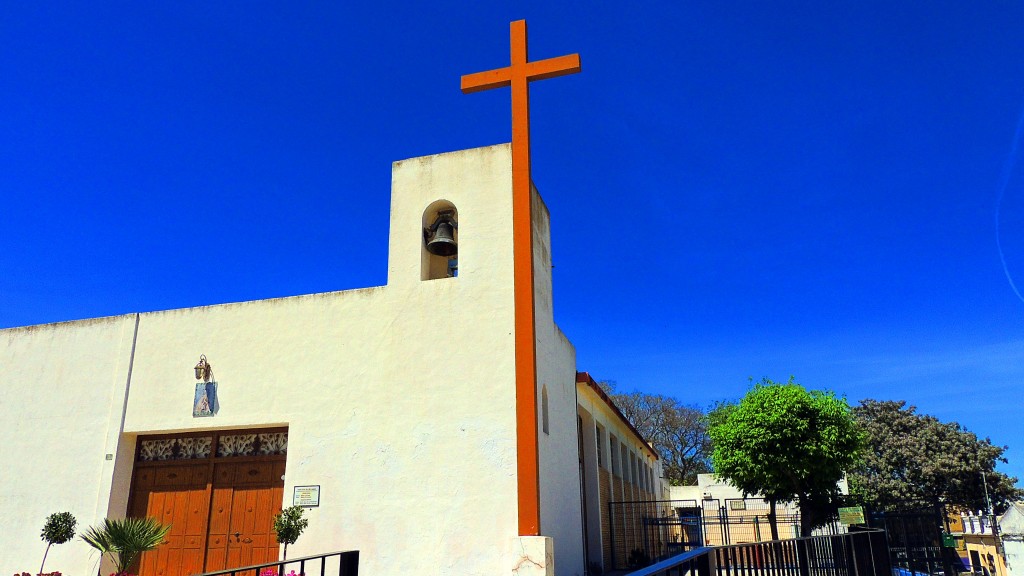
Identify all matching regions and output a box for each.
[272,506,309,560]
[39,512,77,575]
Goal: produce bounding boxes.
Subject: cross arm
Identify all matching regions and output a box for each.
[461,67,512,94]
[525,54,581,82]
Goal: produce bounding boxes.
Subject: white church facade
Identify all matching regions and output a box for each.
[2,144,667,576]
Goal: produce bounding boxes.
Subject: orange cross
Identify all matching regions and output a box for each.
[461,20,580,537]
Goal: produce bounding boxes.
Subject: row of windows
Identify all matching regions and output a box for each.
[596,424,657,492]
[541,385,658,493]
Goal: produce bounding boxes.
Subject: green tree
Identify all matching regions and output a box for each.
[708,378,861,539]
[600,382,712,485]
[850,399,1022,514]
[272,505,309,560]
[39,511,77,575]
[81,517,171,574]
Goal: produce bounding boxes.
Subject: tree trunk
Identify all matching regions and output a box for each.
[768,498,780,540]
[39,542,52,576]
[283,542,288,561]
[799,495,814,537]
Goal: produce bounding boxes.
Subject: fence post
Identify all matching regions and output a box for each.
[697,547,716,576]
[795,538,811,576]
[340,551,359,576]
[642,514,650,564]
[869,529,891,576]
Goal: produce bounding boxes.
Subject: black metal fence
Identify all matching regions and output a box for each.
[608,498,845,571]
[867,508,962,576]
[193,550,359,576]
[625,529,891,576]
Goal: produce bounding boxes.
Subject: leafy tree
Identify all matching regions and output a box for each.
[39,511,77,575]
[850,399,1022,514]
[601,382,712,485]
[272,505,309,560]
[81,517,171,574]
[708,378,861,539]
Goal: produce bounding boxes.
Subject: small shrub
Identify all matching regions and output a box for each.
[39,512,77,575]
[272,506,309,560]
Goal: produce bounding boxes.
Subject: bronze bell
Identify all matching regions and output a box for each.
[426,221,458,256]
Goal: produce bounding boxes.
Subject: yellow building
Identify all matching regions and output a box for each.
[957,511,1010,576]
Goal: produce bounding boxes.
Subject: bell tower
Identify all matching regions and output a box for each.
[386,144,515,290]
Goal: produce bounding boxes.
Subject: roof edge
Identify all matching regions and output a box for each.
[577,371,659,460]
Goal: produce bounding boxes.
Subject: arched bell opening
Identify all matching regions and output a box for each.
[422,200,459,280]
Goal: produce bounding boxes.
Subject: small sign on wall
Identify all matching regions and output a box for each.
[293,485,320,507]
[838,506,865,525]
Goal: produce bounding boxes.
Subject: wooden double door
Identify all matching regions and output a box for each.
[128,430,288,576]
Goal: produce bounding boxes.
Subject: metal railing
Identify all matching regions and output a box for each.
[608,498,847,570]
[867,508,956,576]
[194,550,359,576]
[625,529,891,576]
[627,546,715,576]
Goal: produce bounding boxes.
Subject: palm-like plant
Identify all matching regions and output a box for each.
[81,517,171,574]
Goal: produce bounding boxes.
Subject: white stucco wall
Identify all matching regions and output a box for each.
[0,314,138,572]
[1000,504,1024,576]
[533,186,586,576]
[574,404,603,568]
[671,475,751,502]
[671,473,850,503]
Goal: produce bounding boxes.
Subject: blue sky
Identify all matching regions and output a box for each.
[3,2,1023,483]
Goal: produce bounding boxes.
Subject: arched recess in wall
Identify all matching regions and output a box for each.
[541,385,550,435]
[422,200,459,281]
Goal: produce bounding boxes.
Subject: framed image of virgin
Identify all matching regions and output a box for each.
[193,381,218,417]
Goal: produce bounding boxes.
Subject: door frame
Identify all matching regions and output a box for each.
[127,427,289,576]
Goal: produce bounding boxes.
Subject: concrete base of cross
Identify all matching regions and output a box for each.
[511,536,554,576]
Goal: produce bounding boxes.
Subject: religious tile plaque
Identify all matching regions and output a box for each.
[193,381,219,417]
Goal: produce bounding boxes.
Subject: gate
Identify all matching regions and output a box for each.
[867,508,963,576]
